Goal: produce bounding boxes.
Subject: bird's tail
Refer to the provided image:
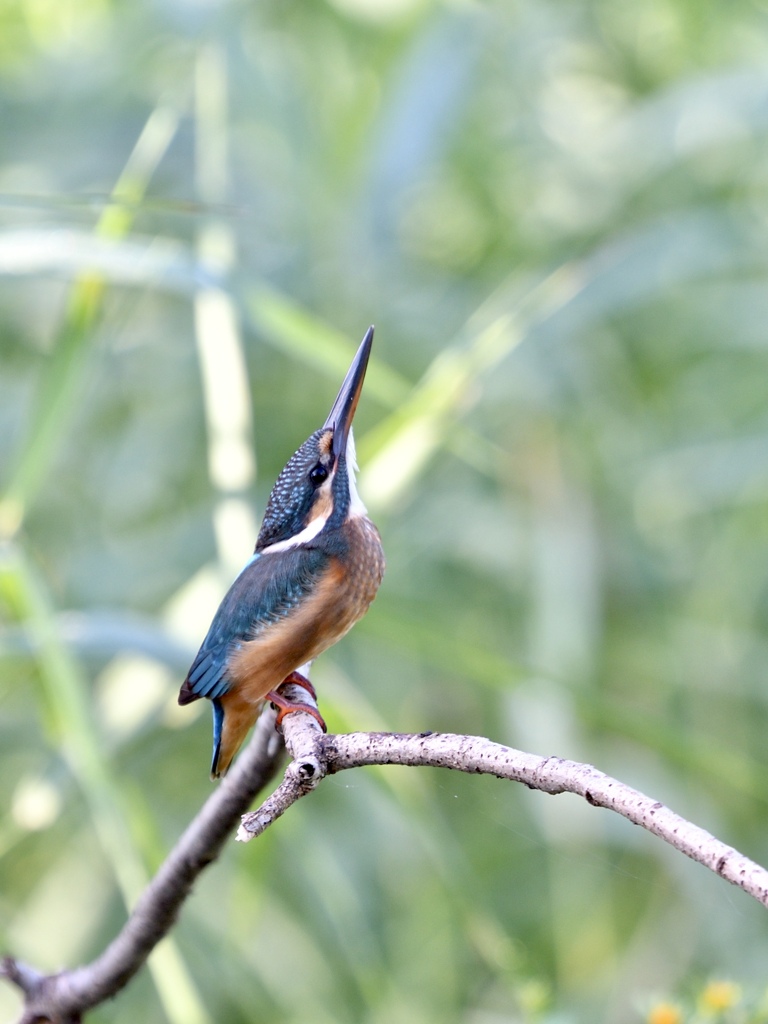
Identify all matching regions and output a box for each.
[210,696,258,779]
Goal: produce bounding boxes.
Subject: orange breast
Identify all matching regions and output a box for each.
[227,516,385,708]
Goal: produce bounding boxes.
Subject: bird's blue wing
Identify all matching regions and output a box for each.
[178,546,330,704]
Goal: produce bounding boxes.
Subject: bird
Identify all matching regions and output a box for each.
[179,326,385,778]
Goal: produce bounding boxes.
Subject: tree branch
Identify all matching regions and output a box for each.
[239,701,768,910]
[2,709,285,1024]
[5,688,768,1023]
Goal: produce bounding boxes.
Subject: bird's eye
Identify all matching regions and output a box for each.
[309,464,328,486]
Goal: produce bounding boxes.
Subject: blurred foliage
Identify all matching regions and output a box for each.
[1,0,768,1021]
[645,977,768,1024]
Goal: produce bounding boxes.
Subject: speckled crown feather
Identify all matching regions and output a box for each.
[255,430,326,551]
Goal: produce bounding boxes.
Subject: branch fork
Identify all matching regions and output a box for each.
[5,684,768,1024]
[238,679,327,842]
[240,705,768,912]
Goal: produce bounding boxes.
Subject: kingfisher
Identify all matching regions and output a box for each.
[179,326,385,778]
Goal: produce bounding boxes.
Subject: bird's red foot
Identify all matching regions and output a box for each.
[267,675,327,734]
[281,670,318,701]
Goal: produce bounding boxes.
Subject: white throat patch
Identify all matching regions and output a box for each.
[345,428,367,519]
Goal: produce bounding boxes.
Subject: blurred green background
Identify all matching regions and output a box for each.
[2,0,768,1021]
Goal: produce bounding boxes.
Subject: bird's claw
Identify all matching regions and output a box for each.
[281,670,318,701]
[273,701,327,734]
[267,677,327,734]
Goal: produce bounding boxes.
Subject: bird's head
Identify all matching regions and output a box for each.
[255,326,374,554]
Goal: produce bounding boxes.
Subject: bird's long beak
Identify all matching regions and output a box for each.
[324,325,374,460]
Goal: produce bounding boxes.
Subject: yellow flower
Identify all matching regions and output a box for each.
[647,1002,683,1024]
[699,980,741,1012]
